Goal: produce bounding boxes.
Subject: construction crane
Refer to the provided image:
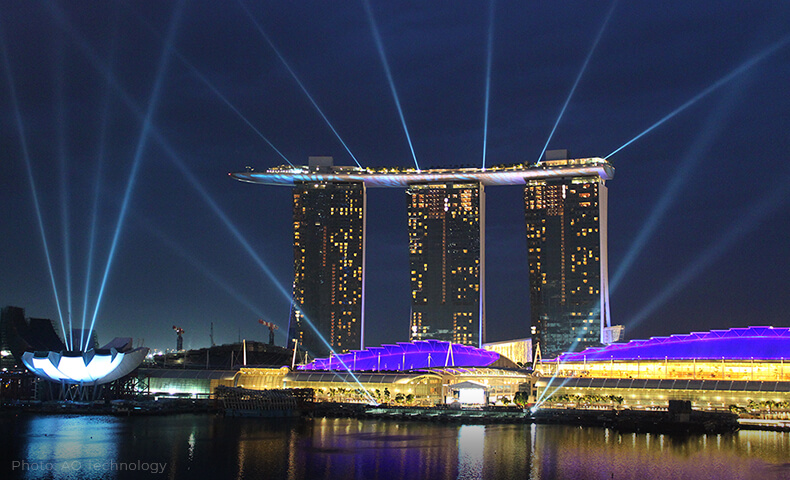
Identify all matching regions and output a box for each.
[172,325,185,351]
[258,319,278,346]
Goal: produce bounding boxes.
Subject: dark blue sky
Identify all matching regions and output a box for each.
[1,1,789,353]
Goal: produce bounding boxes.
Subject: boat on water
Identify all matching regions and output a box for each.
[216,385,314,418]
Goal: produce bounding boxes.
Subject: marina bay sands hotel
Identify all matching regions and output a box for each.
[231,150,617,360]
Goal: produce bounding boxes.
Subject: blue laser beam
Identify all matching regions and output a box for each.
[532,327,603,407]
[610,88,743,294]
[43,0,148,350]
[535,371,564,406]
[145,128,375,399]
[86,0,185,348]
[56,14,367,404]
[174,50,293,167]
[166,142,328,347]
[55,47,75,350]
[535,376,576,408]
[627,170,790,331]
[606,34,790,159]
[363,0,420,170]
[81,159,102,352]
[0,18,69,345]
[534,347,586,406]
[135,214,285,340]
[533,356,571,406]
[168,151,374,399]
[481,0,495,170]
[534,344,592,406]
[237,0,361,168]
[81,17,118,351]
[537,0,617,164]
[135,14,293,167]
[49,4,372,401]
[532,302,604,406]
[44,2,298,346]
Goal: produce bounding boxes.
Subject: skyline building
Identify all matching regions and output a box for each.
[289,158,366,358]
[407,182,484,346]
[1,306,25,369]
[524,151,612,359]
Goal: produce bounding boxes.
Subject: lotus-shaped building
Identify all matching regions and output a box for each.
[22,337,149,386]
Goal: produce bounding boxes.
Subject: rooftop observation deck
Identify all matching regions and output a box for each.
[230,157,614,188]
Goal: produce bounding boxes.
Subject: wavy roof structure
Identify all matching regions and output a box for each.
[555,327,790,362]
[297,340,500,371]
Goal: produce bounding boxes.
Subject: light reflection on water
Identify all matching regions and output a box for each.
[2,414,790,480]
[8,415,120,480]
[458,425,485,479]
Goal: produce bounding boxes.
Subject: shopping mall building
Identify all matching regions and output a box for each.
[534,327,790,410]
[136,327,790,411]
[139,340,530,406]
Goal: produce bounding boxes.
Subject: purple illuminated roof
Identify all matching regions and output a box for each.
[297,340,500,371]
[555,326,790,362]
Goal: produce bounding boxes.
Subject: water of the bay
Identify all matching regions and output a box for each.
[2,413,789,480]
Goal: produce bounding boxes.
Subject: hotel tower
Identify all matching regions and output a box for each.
[407,182,485,346]
[289,157,366,358]
[524,150,612,359]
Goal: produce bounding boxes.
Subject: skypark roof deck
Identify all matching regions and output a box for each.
[230,157,614,187]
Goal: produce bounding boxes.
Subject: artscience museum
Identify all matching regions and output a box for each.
[21,338,149,386]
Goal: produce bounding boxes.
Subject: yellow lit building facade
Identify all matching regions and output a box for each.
[483,338,533,366]
[233,366,529,406]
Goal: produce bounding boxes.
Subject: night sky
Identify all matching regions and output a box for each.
[1,1,789,354]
